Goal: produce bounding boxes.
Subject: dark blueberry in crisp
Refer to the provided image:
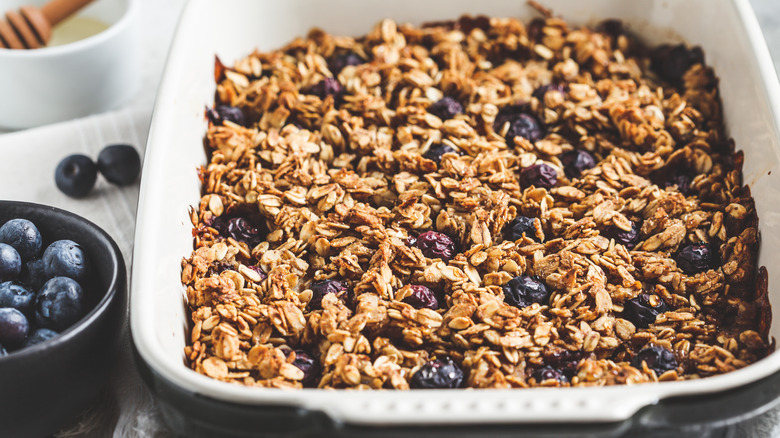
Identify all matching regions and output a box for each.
[624,293,668,329]
[42,240,87,281]
[0,282,35,315]
[226,217,263,247]
[532,83,567,102]
[0,219,42,261]
[544,349,587,380]
[411,357,464,389]
[560,150,596,179]
[19,258,48,291]
[97,144,142,186]
[664,174,693,196]
[504,215,539,242]
[0,244,21,281]
[55,154,97,198]
[502,275,550,309]
[22,328,59,348]
[406,234,417,247]
[308,78,344,100]
[402,285,439,310]
[494,107,544,144]
[308,279,347,310]
[651,44,704,83]
[207,105,246,126]
[422,143,459,165]
[291,349,318,385]
[631,346,678,376]
[247,265,267,281]
[428,97,464,120]
[35,276,85,331]
[532,366,569,384]
[676,243,717,275]
[415,231,456,261]
[329,52,366,75]
[606,221,641,249]
[0,307,29,348]
[520,163,558,189]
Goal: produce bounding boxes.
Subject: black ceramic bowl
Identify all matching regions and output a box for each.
[0,201,126,438]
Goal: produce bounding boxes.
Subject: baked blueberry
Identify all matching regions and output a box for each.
[247,265,267,281]
[411,357,464,389]
[0,307,29,349]
[422,143,459,165]
[502,275,550,308]
[624,293,668,328]
[504,215,539,242]
[0,244,21,281]
[664,174,693,196]
[21,328,58,348]
[291,349,318,386]
[520,163,558,189]
[308,78,344,100]
[532,83,567,102]
[676,243,717,275]
[42,240,87,281]
[631,346,678,376]
[0,282,34,315]
[494,106,544,144]
[651,44,704,83]
[428,97,463,120]
[97,144,142,186]
[0,219,42,261]
[532,366,569,384]
[308,279,347,310]
[226,217,264,247]
[35,276,85,331]
[207,105,246,126]
[415,231,455,261]
[329,52,366,75]
[606,221,641,249]
[402,285,439,310]
[560,150,596,179]
[55,154,97,198]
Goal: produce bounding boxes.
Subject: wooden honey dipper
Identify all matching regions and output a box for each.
[0,0,94,49]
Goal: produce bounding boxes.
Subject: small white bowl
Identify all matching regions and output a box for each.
[0,0,139,130]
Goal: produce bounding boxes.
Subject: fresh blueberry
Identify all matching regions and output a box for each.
[494,105,544,143]
[308,279,347,310]
[422,143,460,165]
[0,307,29,349]
[502,275,550,308]
[329,52,366,75]
[21,328,58,348]
[605,221,641,249]
[0,244,21,281]
[631,346,678,376]
[532,366,569,384]
[291,349,318,386]
[18,258,48,292]
[676,243,717,275]
[651,44,704,83]
[532,83,567,102]
[402,285,439,310]
[415,231,456,261]
[307,78,344,100]
[664,174,693,196]
[0,219,42,261]
[560,150,596,179]
[35,277,85,331]
[623,293,668,328]
[504,215,539,242]
[428,97,464,120]
[97,144,142,186]
[42,240,87,281]
[520,163,558,189]
[411,357,464,389]
[55,154,98,198]
[207,105,246,126]
[0,282,34,315]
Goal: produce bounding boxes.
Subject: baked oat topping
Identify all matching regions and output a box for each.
[181,12,773,389]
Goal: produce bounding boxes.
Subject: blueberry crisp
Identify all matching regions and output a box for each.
[182,14,772,389]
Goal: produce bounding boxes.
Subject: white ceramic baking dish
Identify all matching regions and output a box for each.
[131,0,780,432]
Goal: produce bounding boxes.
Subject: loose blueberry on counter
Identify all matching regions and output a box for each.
[328,52,366,75]
[631,346,678,376]
[35,277,85,331]
[207,104,246,126]
[415,231,456,261]
[664,174,693,196]
[97,144,142,186]
[502,275,550,309]
[427,97,464,121]
[0,244,21,281]
[42,240,87,281]
[532,366,569,384]
[402,285,439,310]
[504,215,540,242]
[308,279,348,310]
[651,44,704,83]
[291,349,318,386]
[422,143,460,165]
[0,219,42,261]
[494,106,544,143]
[0,343,6,356]
[411,357,464,389]
[676,243,717,275]
[0,307,29,349]
[623,293,668,328]
[606,221,641,249]
[520,163,558,189]
[55,154,98,198]
[19,258,48,292]
[560,150,596,179]
[532,83,567,102]
[307,78,344,100]
[0,282,34,315]
[22,328,59,348]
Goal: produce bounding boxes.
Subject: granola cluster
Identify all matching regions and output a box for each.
[181,14,773,389]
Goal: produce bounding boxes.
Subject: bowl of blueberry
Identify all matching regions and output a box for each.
[0,201,126,438]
